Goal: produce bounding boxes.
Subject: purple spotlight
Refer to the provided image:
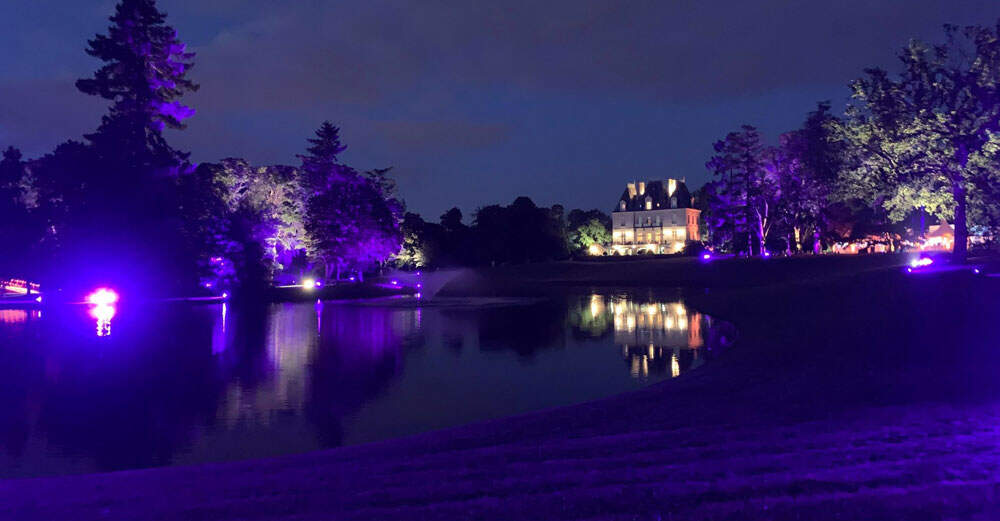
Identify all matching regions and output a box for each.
[35,295,42,303]
[416,283,423,289]
[204,282,213,288]
[416,271,422,276]
[222,292,229,299]
[314,280,323,288]
[974,268,981,274]
[349,276,356,282]
[762,251,771,258]
[415,292,422,299]
[701,253,711,261]
[909,257,933,269]
[391,280,398,285]
[87,288,118,306]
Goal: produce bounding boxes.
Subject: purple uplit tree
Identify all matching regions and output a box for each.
[706,126,778,256]
[76,0,198,173]
[301,123,402,281]
[777,102,845,254]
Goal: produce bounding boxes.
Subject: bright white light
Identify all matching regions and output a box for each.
[909,257,933,268]
[89,304,116,321]
[303,278,316,290]
[87,288,118,306]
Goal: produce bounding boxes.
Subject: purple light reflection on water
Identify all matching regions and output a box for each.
[0,292,733,478]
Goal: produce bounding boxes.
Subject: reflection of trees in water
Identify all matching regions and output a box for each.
[0,306,226,474]
[568,294,736,379]
[306,305,414,447]
[566,294,614,340]
[475,301,568,357]
[210,303,414,448]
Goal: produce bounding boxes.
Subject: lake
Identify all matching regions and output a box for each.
[0,290,735,478]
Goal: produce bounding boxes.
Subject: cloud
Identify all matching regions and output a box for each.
[374,119,511,152]
[0,77,104,155]
[181,0,1000,112]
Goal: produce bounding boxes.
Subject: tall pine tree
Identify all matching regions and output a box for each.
[299,121,347,193]
[77,0,198,176]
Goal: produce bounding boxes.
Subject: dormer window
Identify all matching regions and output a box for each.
[620,200,626,211]
[645,196,652,210]
[670,196,677,209]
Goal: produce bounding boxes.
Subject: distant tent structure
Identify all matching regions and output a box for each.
[923,220,955,251]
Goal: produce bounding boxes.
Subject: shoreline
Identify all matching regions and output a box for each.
[4,255,1000,520]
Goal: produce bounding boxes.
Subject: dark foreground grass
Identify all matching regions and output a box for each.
[3,255,1000,520]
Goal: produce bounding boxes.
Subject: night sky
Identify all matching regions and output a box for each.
[2,1,1000,219]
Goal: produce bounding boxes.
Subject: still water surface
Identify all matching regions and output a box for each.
[0,291,734,478]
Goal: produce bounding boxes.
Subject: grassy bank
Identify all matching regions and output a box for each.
[437,253,910,296]
[3,255,1000,520]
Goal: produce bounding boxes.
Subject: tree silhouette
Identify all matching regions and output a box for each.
[77,0,198,174]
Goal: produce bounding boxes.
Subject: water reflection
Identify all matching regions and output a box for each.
[0,291,733,478]
[571,294,734,378]
[89,304,115,337]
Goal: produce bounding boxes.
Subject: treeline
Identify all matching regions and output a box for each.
[702,22,1000,261]
[397,202,610,268]
[179,123,402,291]
[0,0,401,296]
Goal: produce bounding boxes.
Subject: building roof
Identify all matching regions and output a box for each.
[614,179,694,212]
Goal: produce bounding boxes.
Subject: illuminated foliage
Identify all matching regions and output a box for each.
[834,23,1000,260]
[301,123,403,280]
[568,217,611,253]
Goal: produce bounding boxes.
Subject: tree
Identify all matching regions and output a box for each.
[300,123,402,280]
[777,102,845,253]
[568,218,611,253]
[299,122,347,194]
[835,23,1000,261]
[0,147,30,273]
[77,0,198,173]
[706,125,778,256]
[566,209,611,254]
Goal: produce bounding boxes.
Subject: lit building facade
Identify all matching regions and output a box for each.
[611,179,700,255]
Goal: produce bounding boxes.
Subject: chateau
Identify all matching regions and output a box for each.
[610,179,700,255]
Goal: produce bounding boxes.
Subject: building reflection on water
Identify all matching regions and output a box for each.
[581,294,727,379]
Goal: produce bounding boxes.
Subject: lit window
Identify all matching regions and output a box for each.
[645,196,652,210]
[620,201,626,211]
